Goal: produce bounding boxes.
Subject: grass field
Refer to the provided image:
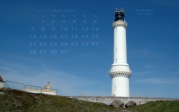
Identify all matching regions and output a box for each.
[130,100,179,112]
[0,89,124,112]
[0,89,179,112]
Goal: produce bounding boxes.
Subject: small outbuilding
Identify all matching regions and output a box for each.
[24,82,57,95]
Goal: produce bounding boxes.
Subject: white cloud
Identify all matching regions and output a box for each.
[133,70,154,76]
[0,57,107,96]
[136,78,179,85]
[130,48,167,59]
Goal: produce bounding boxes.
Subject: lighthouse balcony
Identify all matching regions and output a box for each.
[110,64,131,71]
[109,71,131,78]
[113,20,127,28]
[109,64,131,78]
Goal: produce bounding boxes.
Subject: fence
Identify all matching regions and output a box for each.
[1,80,57,95]
[24,85,42,93]
[5,80,25,90]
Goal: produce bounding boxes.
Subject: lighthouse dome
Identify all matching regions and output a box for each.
[115,8,125,21]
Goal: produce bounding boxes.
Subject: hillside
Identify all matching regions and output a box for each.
[0,89,179,112]
[131,100,179,112]
[0,89,126,112]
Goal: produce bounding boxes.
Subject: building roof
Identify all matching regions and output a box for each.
[0,75,4,82]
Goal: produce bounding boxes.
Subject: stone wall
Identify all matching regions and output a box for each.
[71,96,179,105]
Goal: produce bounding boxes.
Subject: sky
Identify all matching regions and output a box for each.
[0,0,179,98]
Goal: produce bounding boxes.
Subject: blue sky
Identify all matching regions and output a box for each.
[0,0,179,98]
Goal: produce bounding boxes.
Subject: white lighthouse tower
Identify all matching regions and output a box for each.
[109,8,132,97]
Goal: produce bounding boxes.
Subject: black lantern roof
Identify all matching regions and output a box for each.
[115,8,125,21]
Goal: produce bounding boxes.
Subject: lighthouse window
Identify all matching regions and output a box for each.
[116,58,117,62]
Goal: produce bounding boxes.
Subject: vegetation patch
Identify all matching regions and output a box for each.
[0,89,124,112]
[130,100,179,112]
[0,89,179,112]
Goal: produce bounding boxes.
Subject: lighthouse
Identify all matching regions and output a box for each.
[109,8,132,97]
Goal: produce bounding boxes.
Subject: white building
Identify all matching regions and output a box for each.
[24,82,57,95]
[0,75,5,88]
[109,8,132,97]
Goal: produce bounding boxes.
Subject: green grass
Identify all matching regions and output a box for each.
[0,89,124,112]
[130,100,179,112]
[0,89,179,112]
